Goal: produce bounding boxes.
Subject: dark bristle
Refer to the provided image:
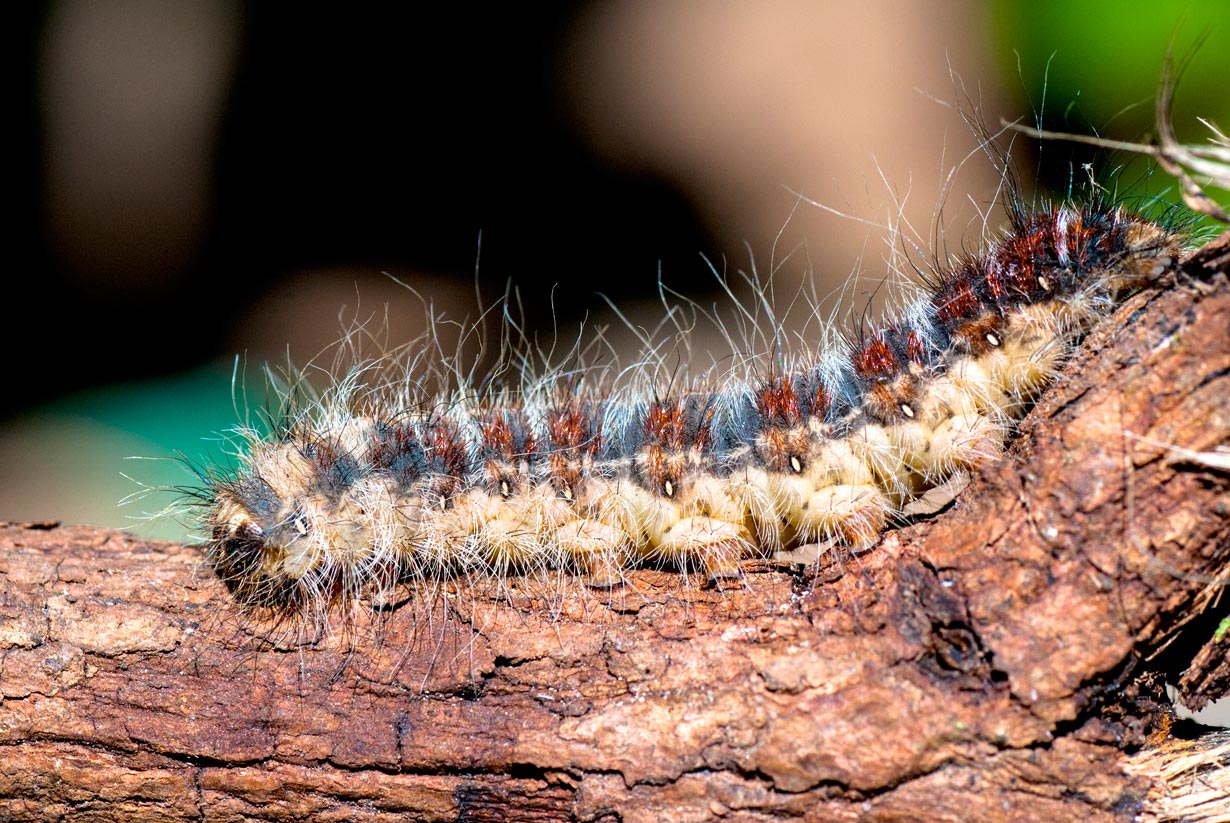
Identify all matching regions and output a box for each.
[545,403,601,500]
[545,405,597,452]
[903,329,928,367]
[644,395,715,452]
[209,526,301,611]
[752,375,825,474]
[931,262,988,326]
[423,419,469,479]
[755,376,801,427]
[301,440,360,498]
[210,524,264,591]
[797,371,831,421]
[477,408,535,497]
[637,396,719,496]
[852,333,899,381]
[370,420,429,489]
[477,408,535,461]
[232,476,282,525]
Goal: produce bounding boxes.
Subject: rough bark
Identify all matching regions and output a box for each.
[1,236,1228,822]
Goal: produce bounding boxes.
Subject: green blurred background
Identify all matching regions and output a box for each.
[4,0,1227,542]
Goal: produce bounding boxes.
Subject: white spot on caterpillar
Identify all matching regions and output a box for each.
[1054,208,1073,265]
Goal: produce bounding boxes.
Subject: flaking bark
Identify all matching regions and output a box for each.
[1,234,1228,822]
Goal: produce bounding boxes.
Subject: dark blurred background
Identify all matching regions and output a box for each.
[4,0,1227,538]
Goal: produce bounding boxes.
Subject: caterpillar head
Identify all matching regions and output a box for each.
[205,476,317,611]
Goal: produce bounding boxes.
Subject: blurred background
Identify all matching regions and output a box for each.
[4,0,1228,542]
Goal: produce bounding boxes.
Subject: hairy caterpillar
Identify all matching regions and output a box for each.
[186,154,1194,630]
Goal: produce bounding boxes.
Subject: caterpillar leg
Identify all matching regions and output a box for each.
[927,412,1006,472]
[656,515,755,583]
[797,483,892,548]
[552,518,631,589]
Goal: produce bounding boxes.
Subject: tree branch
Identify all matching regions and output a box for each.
[2,235,1228,822]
